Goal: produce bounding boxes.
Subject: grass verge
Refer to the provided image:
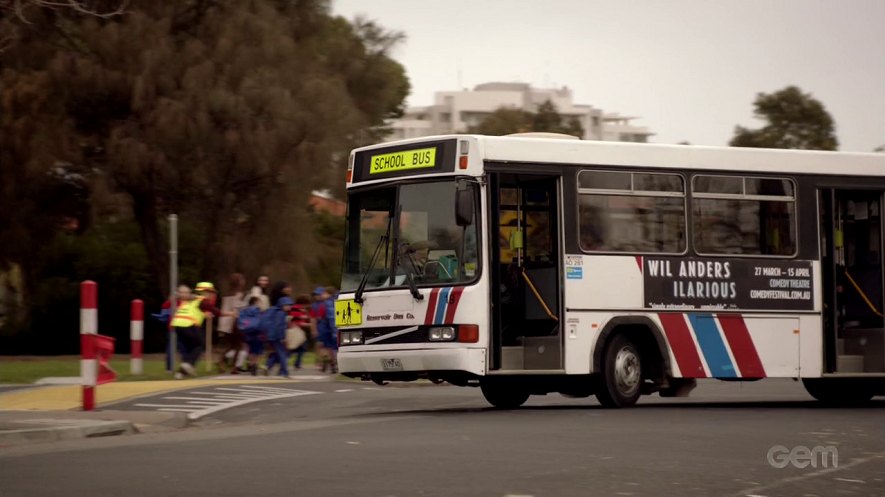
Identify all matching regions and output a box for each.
[0,352,320,384]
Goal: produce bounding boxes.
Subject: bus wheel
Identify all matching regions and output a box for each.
[480,380,530,409]
[802,378,874,405]
[596,334,642,408]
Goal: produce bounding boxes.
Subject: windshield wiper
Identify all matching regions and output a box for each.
[391,207,424,302]
[354,213,393,304]
[396,241,425,301]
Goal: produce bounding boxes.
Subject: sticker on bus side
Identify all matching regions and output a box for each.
[369,147,437,174]
[335,299,362,327]
[565,255,583,279]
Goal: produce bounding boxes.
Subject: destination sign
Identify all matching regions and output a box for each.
[351,139,457,183]
[369,147,437,174]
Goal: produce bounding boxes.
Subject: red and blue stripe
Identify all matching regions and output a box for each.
[658,312,766,379]
[424,287,464,325]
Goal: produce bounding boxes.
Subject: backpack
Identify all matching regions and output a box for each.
[259,305,287,341]
[237,308,261,336]
[324,298,337,329]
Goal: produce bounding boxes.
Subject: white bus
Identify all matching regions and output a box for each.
[335,133,885,408]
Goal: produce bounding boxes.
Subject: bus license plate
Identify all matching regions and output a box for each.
[381,358,403,371]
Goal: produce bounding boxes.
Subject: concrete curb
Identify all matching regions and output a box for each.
[0,410,189,446]
[0,419,134,445]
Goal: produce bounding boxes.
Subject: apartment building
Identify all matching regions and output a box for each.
[384,82,654,143]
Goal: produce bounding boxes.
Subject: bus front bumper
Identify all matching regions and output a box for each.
[338,347,487,376]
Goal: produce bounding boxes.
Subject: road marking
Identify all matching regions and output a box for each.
[161,398,229,405]
[335,389,354,393]
[133,385,322,420]
[237,385,301,393]
[189,390,268,398]
[209,374,332,381]
[734,453,885,497]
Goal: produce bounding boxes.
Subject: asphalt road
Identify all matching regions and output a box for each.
[1,379,883,497]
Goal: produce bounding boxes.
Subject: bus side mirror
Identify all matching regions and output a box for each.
[455,186,474,226]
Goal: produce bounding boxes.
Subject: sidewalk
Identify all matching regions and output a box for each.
[0,369,335,447]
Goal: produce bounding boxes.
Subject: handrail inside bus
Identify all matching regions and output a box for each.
[843,269,884,318]
[520,267,559,321]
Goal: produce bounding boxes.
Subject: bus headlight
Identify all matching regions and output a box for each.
[341,331,363,345]
[428,326,456,341]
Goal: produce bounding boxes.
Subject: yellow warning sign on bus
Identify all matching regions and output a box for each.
[369,147,436,174]
[335,299,362,327]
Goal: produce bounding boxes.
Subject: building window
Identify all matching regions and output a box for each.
[578,171,686,253]
[692,175,796,256]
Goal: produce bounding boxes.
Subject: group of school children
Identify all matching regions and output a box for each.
[165,274,338,380]
[221,276,339,378]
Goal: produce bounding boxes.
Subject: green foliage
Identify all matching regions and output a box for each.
[532,100,584,137]
[468,99,584,138]
[1,1,408,352]
[468,107,532,136]
[0,220,172,354]
[730,86,838,151]
[306,210,345,288]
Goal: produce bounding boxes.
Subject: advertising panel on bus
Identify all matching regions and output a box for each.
[643,257,814,311]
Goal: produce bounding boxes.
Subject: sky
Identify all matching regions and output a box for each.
[332,0,885,152]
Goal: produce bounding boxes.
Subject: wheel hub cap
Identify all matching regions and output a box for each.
[614,347,640,395]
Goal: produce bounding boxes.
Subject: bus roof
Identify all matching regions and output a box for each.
[353,134,885,177]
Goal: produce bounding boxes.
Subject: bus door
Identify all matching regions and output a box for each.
[488,172,563,371]
[820,188,885,373]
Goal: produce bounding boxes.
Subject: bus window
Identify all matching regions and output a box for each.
[578,171,686,253]
[395,181,480,284]
[692,175,796,256]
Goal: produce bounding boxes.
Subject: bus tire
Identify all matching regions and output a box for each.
[480,379,529,409]
[802,378,874,405]
[596,334,642,408]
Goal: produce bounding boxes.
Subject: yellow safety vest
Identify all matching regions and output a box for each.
[171,298,205,328]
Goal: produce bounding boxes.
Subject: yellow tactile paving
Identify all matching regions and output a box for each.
[0,378,301,411]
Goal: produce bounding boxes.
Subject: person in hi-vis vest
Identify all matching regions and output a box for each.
[171,281,234,379]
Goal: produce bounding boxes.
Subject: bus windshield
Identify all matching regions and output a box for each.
[341,180,479,293]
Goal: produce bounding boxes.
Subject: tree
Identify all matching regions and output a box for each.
[0,0,410,350]
[532,100,584,137]
[467,107,532,136]
[0,0,128,53]
[730,86,838,151]
[469,99,584,138]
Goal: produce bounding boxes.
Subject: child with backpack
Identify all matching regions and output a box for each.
[310,286,338,374]
[238,296,265,375]
[263,282,293,378]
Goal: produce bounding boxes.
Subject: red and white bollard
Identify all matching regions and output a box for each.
[80,281,98,411]
[130,299,144,375]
